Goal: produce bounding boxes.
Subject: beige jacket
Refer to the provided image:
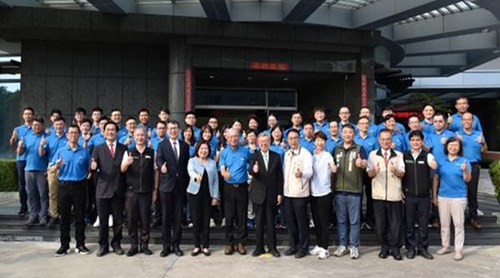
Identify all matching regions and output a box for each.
[283,147,313,198]
[367,149,405,201]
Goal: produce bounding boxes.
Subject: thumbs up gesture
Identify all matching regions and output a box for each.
[161,162,168,174]
[90,157,97,170]
[428,158,438,170]
[461,160,467,171]
[440,136,447,145]
[330,162,337,173]
[447,113,452,125]
[9,129,18,146]
[124,137,132,146]
[295,166,302,178]
[390,143,396,149]
[40,135,47,147]
[476,133,484,144]
[253,161,259,173]
[373,162,380,175]
[455,132,462,141]
[355,153,363,168]
[56,156,63,167]
[147,129,152,139]
[389,161,398,175]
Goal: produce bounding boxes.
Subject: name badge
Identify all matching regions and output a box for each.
[418,161,425,164]
[145,155,152,159]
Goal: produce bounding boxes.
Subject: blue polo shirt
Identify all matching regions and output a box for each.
[151,136,166,151]
[313,121,330,137]
[87,133,106,154]
[14,124,32,161]
[448,113,483,133]
[118,134,136,150]
[392,132,407,152]
[300,137,315,154]
[269,142,286,164]
[326,137,343,153]
[355,134,378,155]
[339,121,358,135]
[23,132,48,171]
[51,145,90,181]
[425,129,455,163]
[219,145,250,184]
[437,156,470,198]
[368,123,378,138]
[458,130,483,163]
[421,120,435,134]
[377,122,406,136]
[44,133,68,162]
[117,126,128,140]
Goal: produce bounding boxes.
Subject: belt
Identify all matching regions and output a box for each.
[60,180,85,184]
[226,182,247,188]
[470,162,479,165]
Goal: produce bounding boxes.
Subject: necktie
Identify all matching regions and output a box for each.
[263,153,268,171]
[383,151,388,165]
[109,142,115,158]
[173,141,179,161]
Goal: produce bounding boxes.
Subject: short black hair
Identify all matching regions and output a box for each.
[383,114,395,123]
[313,106,325,113]
[92,107,103,114]
[194,140,211,158]
[155,120,167,128]
[287,128,300,138]
[103,121,118,131]
[313,131,327,141]
[159,107,170,114]
[358,116,370,122]
[444,137,463,156]
[23,107,35,114]
[125,116,136,123]
[110,108,121,114]
[168,120,180,127]
[185,111,196,118]
[98,116,110,123]
[32,116,44,124]
[139,108,150,115]
[50,108,62,116]
[342,123,355,131]
[409,130,424,140]
[81,118,92,126]
[74,107,86,114]
[67,124,81,134]
[53,116,66,123]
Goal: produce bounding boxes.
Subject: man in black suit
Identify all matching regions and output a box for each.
[249,132,283,257]
[156,120,190,257]
[91,122,127,257]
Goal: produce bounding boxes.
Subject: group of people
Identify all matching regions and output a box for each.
[8,96,487,262]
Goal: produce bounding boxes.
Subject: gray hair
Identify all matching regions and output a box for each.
[258,132,271,140]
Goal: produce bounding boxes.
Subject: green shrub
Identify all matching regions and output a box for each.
[489,161,500,203]
[0,159,18,192]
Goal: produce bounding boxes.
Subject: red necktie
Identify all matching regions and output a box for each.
[383,151,389,165]
[110,143,115,158]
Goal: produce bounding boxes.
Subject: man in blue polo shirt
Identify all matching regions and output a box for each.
[300,123,315,154]
[447,97,483,132]
[326,121,343,153]
[50,124,91,256]
[284,111,305,140]
[9,107,34,217]
[458,112,488,229]
[17,116,49,227]
[220,128,251,255]
[110,108,128,139]
[313,106,330,137]
[86,116,108,154]
[425,112,455,163]
[40,116,68,228]
[359,106,378,138]
[338,106,358,135]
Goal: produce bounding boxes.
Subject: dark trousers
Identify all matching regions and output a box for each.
[85,176,97,223]
[96,194,124,248]
[152,194,162,225]
[285,197,309,252]
[58,180,86,248]
[224,183,248,245]
[160,187,184,249]
[16,160,28,211]
[361,174,374,224]
[126,192,152,248]
[311,194,331,249]
[209,172,225,226]
[190,191,211,248]
[467,163,480,221]
[405,195,430,250]
[373,200,402,252]
[253,200,277,250]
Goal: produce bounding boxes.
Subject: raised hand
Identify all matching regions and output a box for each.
[126,152,134,166]
[455,132,462,141]
[295,166,302,178]
[330,162,337,173]
[447,113,452,125]
[40,135,47,147]
[9,129,18,146]
[373,162,380,175]
[476,133,484,144]
[440,136,447,145]
[355,153,363,168]
[428,158,438,170]
[390,142,396,149]
[161,162,167,174]
[124,137,132,146]
[461,160,467,171]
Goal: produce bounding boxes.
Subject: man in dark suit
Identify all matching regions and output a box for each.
[249,132,283,257]
[91,122,127,257]
[156,120,189,257]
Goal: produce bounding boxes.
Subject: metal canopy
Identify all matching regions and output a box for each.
[0,0,499,77]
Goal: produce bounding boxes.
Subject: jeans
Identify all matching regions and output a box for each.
[335,192,361,248]
[16,161,28,211]
[25,171,48,219]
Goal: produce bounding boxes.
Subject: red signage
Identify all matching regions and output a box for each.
[185,68,192,111]
[249,62,289,71]
[394,111,423,119]
[361,74,368,107]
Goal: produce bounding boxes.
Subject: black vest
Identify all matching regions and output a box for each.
[125,147,155,193]
[403,150,432,197]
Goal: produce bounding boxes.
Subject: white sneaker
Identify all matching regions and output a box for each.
[221,218,225,227]
[333,245,348,257]
[309,219,315,228]
[318,248,330,260]
[93,218,100,228]
[108,215,113,227]
[309,245,322,256]
[187,222,194,228]
[350,247,359,259]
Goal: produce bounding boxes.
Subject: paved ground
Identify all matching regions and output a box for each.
[1,242,500,278]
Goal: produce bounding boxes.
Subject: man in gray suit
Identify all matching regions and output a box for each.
[91,122,127,257]
[249,132,283,257]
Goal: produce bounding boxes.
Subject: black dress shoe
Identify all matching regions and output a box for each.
[173,247,184,257]
[294,250,307,259]
[18,208,28,217]
[269,249,281,258]
[392,252,403,261]
[112,244,124,256]
[202,248,211,256]
[141,246,153,256]
[378,248,389,259]
[127,248,139,257]
[47,217,59,229]
[406,249,416,259]
[160,248,171,257]
[419,249,434,260]
[252,248,266,257]
[284,248,297,256]
[96,247,109,257]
